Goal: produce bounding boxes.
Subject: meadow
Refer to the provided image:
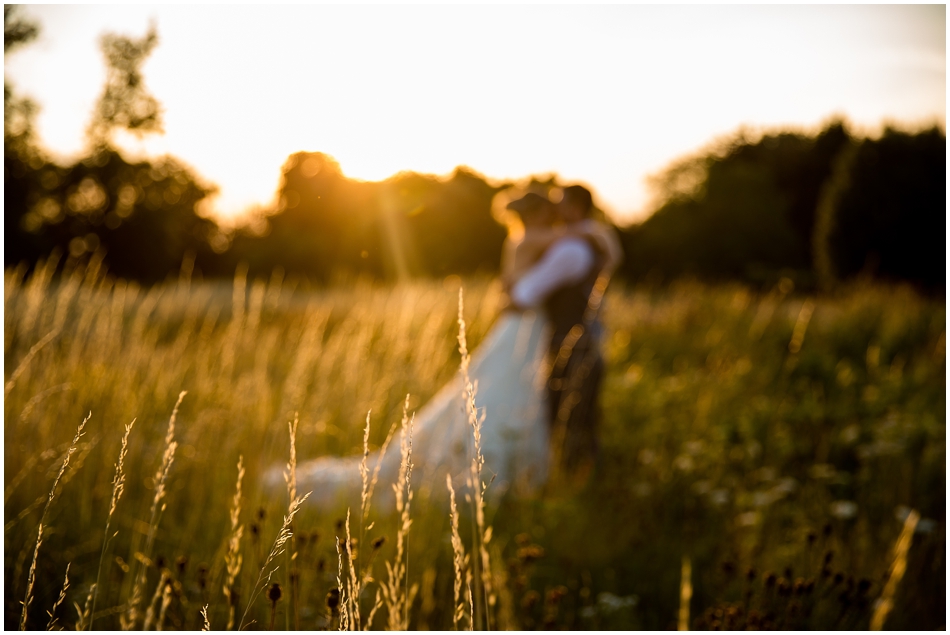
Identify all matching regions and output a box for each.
[4,255,945,630]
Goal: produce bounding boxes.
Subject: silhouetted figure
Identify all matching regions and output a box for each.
[510,185,620,477]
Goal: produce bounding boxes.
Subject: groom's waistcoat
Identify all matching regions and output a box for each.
[544,237,603,356]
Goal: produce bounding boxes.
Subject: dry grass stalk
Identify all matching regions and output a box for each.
[20,524,44,632]
[20,413,89,631]
[364,420,398,524]
[359,412,372,523]
[344,509,361,630]
[238,492,311,631]
[5,327,60,397]
[123,392,184,631]
[447,474,472,630]
[90,418,136,629]
[284,415,299,630]
[355,411,373,630]
[200,605,211,631]
[870,509,920,630]
[788,298,816,354]
[284,414,299,506]
[382,398,414,631]
[354,410,395,628]
[457,290,494,629]
[156,579,172,631]
[5,444,75,532]
[45,562,69,630]
[678,555,692,631]
[468,584,475,629]
[3,437,99,548]
[5,452,43,507]
[364,589,382,631]
[336,534,349,631]
[224,455,245,630]
[74,583,94,631]
[16,382,71,428]
[143,569,171,631]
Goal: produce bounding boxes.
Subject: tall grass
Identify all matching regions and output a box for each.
[18,414,87,630]
[4,264,944,630]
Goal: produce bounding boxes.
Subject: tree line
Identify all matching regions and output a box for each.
[5,12,945,292]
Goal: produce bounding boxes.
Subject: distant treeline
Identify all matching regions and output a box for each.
[7,120,945,292]
[4,11,945,291]
[621,122,945,291]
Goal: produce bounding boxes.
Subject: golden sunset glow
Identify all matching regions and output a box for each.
[6,5,945,224]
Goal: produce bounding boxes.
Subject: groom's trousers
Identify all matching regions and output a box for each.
[546,329,603,471]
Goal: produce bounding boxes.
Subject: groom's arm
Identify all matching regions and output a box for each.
[510,238,594,310]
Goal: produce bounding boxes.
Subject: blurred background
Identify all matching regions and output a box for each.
[4,6,946,631]
[4,5,945,291]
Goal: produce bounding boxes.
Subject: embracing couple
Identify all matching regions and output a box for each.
[283,185,620,506]
[501,185,621,478]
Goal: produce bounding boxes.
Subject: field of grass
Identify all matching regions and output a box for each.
[4,256,945,630]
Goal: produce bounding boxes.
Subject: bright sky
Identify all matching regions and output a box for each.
[5,4,945,225]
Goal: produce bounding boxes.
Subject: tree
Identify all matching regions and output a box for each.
[814,127,945,290]
[87,24,163,146]
[618,121,853,287]
[5,20,222,282]
[5,6,54,266]
[4,5,37,53]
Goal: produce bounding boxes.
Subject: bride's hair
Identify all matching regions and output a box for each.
[507,192,550,223]
[492,188,552,238]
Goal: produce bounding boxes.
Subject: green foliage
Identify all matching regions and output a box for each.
[8,147,223,283]
[87,25,163,145]
[815,127,945,290]
[4,21,224,284]
[4,272,944,630]
[229,153,510,282]
[3,14,943,293]
[619,121,946,293]
[3,6,38,53]
[619,122,853,288]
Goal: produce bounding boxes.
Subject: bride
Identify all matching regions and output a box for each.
[270,189,618,508]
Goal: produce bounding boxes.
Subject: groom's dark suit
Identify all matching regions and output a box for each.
[511,234,605,470]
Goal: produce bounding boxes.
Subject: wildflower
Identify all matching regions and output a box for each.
[326,588,341,613]
[176,555,188,576]
[517,545,545,563]
[521,590,540,610]
[197,564,209,590]
[830,500,858,519]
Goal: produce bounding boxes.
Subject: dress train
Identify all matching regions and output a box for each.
[269,311,551,509]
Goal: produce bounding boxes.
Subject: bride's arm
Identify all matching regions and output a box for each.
[502,226,569,291]
[518,225,568,253]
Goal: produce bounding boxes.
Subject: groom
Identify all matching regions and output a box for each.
[510,185,612,476]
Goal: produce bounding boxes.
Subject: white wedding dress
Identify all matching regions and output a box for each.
[275,310,551,509]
